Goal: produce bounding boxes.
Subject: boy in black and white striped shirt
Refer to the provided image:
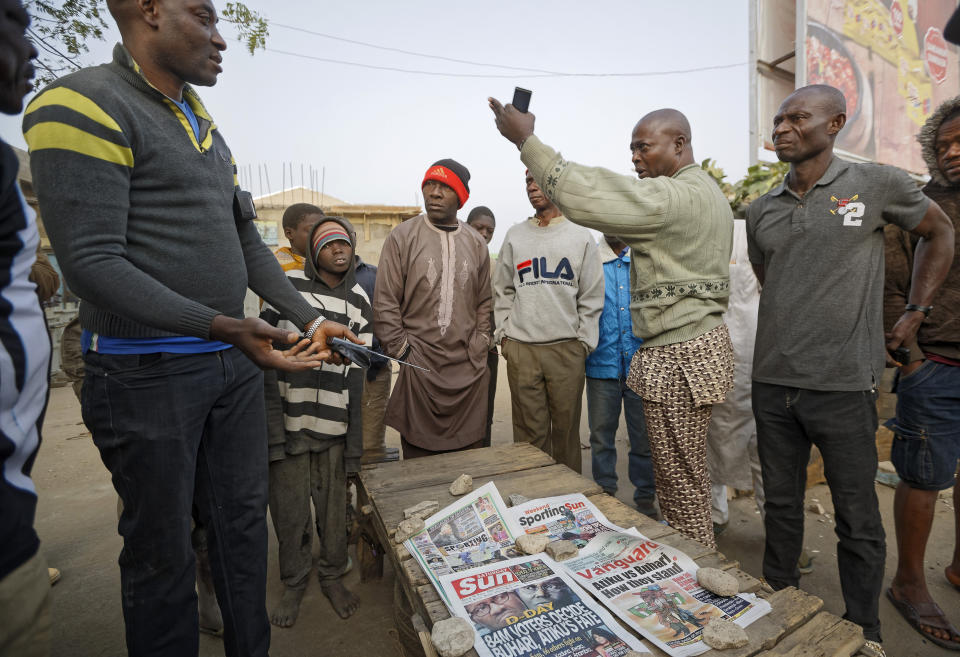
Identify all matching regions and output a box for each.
[261,210,372,626]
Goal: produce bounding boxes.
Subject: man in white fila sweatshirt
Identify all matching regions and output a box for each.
[494,171,604,472]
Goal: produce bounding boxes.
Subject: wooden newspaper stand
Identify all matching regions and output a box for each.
[357,443,875,657]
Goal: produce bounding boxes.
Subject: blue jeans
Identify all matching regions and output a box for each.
[753,381,884,642]
[82,348,270,657]
[888,359,960,491]
[586,376,655,514]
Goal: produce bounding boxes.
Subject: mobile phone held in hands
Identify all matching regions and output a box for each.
[328,337,431,372]
[512,87,532,113]
[328,337,371,369]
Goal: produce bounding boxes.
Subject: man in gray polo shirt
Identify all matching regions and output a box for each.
[746,84,954,653]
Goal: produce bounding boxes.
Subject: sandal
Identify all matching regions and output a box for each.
[886,588,960,651]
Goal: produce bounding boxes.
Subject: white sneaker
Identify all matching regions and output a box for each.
[863,640,885,657]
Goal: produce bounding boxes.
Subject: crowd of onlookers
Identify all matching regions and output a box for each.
[1,1,959,657]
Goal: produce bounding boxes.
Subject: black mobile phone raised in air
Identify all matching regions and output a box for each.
[512,87,532,113]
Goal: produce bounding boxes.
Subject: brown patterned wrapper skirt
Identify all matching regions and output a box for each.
[626,323,734,549]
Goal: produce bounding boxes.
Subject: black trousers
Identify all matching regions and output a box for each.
[83,349,270,657]
[752,381,885,642]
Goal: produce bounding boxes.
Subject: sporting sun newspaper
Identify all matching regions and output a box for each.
[441,554,647,657]
[509,493,631,547]
[559,531,771,657]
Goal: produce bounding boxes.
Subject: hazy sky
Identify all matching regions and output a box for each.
[2,0,751,250]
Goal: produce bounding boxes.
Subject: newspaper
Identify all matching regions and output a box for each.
[405,482,522,605]
[441,554,649,657]
[559,532,771,657]
[510,494,633,547]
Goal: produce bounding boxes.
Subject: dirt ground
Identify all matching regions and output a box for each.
[33,358,959,656]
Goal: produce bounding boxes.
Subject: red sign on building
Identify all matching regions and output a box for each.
[891,1,904,37]
[925,27,949,84]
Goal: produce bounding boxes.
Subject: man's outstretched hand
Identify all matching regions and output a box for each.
[488,97,535,148]
[210,316,360,371]
[308,318,363,365]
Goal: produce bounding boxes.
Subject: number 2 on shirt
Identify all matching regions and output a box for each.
[839,202,865,227]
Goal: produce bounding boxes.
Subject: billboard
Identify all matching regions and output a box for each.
[803,0,960,173]
[753,0,960,175]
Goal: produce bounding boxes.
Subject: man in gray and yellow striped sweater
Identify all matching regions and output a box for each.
[23,2,358,655]
[489,100,734,549]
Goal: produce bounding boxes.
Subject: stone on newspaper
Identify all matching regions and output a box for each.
[702,618,749,650]
[394,517,425,544]
[449,474,473,496]
[697,567,739,597]
[545,540,578,561]
[515,533,550,555]
[431,617,475,657]
[507,493,530,507]
[404,501,440,520]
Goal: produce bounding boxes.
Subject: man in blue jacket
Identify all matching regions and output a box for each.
[586,235,657,517]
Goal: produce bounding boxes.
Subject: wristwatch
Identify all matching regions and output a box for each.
[904,304,933,317]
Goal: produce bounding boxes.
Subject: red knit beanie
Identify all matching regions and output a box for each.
[422,158,470,208]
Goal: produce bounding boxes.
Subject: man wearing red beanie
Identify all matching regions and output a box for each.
[374,159,492,458]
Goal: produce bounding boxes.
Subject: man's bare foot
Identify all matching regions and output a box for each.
[198,603,224,637]
[270,587,306,628]
[946,565,960,590]
[321,579,360,619]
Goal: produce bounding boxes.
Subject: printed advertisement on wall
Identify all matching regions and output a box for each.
[801,0,960,173]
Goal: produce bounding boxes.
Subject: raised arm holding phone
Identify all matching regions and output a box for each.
[488,94,735,551]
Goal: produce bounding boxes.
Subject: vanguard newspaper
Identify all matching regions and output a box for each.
[559,532,771,657]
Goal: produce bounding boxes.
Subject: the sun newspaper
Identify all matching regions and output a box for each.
[440,554,649,657]
[510,494,633,547]
[404,482,522,606]
[559,532,771,657]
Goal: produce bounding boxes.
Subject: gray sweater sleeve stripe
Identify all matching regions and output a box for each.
[23,107,131,153]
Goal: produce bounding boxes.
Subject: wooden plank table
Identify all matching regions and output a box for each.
[358,444,873,657]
